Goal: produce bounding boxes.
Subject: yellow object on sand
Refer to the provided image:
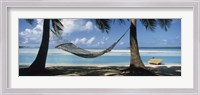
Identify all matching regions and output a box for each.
[148,58,163,65]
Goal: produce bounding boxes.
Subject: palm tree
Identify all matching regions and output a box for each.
[25,19,111,73]
[94,19,172,75]
[128,19,172,75]
[25,19,64,72]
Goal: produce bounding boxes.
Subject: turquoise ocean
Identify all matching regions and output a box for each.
[19,48,181,66]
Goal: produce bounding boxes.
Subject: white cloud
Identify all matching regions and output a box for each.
[19,19,43,45]
[95,36,109,46]
[61,19,77,34]
[19,19,97,46]
[87,37,95,44]
[97,41,105,46]
[79,38,87,44]
[36,19,43,24]
[162,39,168,45]
[163,39,167,42]
[72,37,95,45]
[61,20,95,36]
[103,36,109,41]
[119,42,125,45]
[84,21,93,31]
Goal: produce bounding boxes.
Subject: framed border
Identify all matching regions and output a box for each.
[0,0,199,95]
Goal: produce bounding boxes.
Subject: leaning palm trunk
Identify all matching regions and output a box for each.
[127,19,156,76]
[129,19,145,68]
[28,19,50,71]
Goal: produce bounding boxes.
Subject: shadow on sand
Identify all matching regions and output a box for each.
[19,65,181,76]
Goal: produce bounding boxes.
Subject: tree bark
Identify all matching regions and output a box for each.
[129,19,145,68]
[28,19,50,71]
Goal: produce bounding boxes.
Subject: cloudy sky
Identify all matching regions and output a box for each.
[19,19,181,49]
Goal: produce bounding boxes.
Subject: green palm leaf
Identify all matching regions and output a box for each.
[52,19,64,38]
[94,19,110,33]
[50,29,62,39]
[113,19,128,25]
[140,19,157,31]
[25,19,35,25]
[157,19,172,31]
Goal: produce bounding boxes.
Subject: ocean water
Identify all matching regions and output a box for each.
[19,48,181,66]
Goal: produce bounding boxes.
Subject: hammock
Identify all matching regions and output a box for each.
[55,29,129,58]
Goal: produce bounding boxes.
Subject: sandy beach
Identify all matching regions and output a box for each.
[19,64,181,76]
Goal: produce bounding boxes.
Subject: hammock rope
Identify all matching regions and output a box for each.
[55,28,129,58]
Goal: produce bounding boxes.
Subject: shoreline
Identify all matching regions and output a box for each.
[19,64,181,68]
[19,48,181,53]
[19,64,181,76]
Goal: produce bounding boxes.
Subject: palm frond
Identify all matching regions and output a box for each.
[113,19,127,25]
[140,19,157,31]
[25,19,35,25]
[50,29,62,39]
[94,19,111,33]
[51,19,64,38]
[157,19,172,31]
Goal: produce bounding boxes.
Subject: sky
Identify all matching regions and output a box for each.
[19,19,181,49]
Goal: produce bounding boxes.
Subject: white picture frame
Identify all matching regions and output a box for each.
[0,0,199,95]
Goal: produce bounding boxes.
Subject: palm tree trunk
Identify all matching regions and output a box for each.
[130,19,145,68]
[28,19,50,71]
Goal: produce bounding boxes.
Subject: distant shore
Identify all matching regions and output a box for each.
[19,64,181,76]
